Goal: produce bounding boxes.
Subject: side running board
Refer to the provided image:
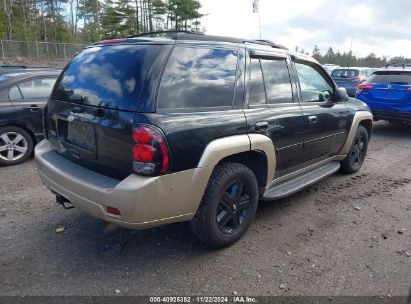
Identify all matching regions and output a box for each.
[262,161,341,201]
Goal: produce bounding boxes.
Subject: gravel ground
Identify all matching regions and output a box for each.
[0,121,410,297]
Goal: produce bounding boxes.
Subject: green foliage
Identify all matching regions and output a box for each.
[312,45,322,61]
[296,45,411,68]
[0,0,204,43]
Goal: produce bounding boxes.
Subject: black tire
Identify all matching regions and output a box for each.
[189,162,259,248]
[0,126,33,166]
[340,125,369,174]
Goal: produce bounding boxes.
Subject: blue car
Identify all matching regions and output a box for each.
[356,65,411,124]
[331,67,374,97]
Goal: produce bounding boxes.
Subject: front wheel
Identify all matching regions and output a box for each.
[340,125,369,174]
[189,162,259,248]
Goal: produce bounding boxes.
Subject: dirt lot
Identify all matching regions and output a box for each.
[0,121,410,297]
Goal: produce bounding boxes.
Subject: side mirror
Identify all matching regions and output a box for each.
[334,87,348,102]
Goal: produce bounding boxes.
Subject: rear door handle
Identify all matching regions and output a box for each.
[27,105,41,112]
[307,115,318,124]
[255,121,269,131]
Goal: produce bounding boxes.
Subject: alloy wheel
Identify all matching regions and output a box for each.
[0,132,28,162]
[349,134,366,166]
[217,181,251,234]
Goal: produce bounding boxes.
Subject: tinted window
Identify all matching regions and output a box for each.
[295,62,333,103]
[331,69,360,78]
[367,71,411,84]
[52,44,167,111]
[15,77,57,99]
[158,46,238,109]
[260,59,293,104]
[9,85,22,100]
[248,59,266,106]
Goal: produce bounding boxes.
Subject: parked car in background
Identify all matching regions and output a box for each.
[35,32,373,247]
[322,64,341,74]
[0,70,60,166]
[356,64,411,124]
[331,67,374,97]
[0,65,60,75]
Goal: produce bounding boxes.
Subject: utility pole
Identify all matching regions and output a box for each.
[253,0,261,39]
[348,36,353,68]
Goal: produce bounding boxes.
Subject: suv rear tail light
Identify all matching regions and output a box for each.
[356,84,374,95]
[351,76,367,83]
[358,84,374,90]
[132,125,170,175]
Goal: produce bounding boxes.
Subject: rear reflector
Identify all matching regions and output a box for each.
[107,206,121,216]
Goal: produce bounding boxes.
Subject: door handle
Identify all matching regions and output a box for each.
[307,115,318,124]
[27,105,41,112]
[255,121,269,131]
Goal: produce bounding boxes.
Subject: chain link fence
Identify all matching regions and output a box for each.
[0,40,86,61]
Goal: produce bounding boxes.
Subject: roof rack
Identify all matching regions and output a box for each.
[0,65,60,70]
[128,30,199,38]
[384,63,411,69]
[1,65,28,69]
[246,39,288,50]
[126,31,288,50]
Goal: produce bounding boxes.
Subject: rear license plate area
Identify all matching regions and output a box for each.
[67,120,95,150]
[372,90,405,100]
[58,118,96,157]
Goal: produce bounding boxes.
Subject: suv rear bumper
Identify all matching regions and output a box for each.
[35,140,212,229]
[372,109,411,122]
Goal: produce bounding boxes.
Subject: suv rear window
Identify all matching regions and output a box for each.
[157,46,238,109]
[51,44,168,111]
[331,69,359,78]
[367,71,411,84]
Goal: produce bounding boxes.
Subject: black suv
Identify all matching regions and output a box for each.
[35,33,373,247]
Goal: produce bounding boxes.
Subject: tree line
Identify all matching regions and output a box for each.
[301,45,411,68]
[0,0,203,43]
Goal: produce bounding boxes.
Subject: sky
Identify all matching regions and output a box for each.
[200,0,411,58]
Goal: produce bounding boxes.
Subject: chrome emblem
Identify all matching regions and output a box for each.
[67,115,75,122]
[387,84,392,88]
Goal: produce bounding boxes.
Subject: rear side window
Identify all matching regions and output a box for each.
[367,71,411,84]
[52,44,168,111]
[248,59,266,106]
[9,85,22,100]
[260,59,293,104]
[9,77,57,100]
[157,46,238,109]
[331,69,359,78]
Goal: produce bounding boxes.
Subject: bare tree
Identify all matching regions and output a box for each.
[3,0,13,40]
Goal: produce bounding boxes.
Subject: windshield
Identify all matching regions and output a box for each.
[51,44,168,111]
[331,69,360,78]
